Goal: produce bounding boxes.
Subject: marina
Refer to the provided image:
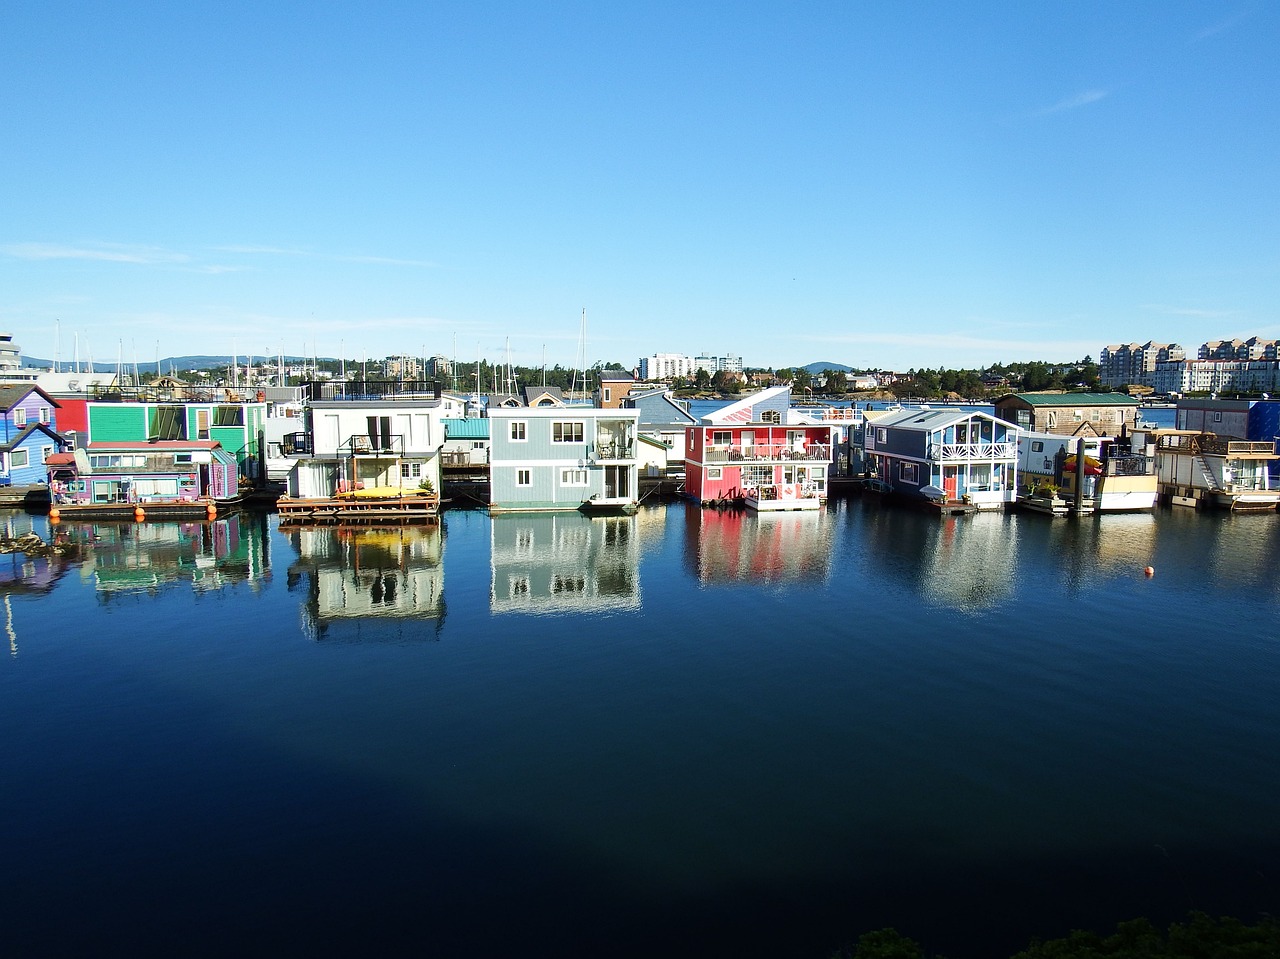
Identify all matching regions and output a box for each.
[3,502,1278,959]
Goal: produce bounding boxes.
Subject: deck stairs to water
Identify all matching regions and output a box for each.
[1193,454,1218,492]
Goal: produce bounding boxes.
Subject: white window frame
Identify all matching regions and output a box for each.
[13,409,26,427]
[515,469,532,487]
[708,467,722,479]
[899,462,918,484]
[1046,411,1057,428]
[510,421,527,442]
[39,407,50,424]
[559,468,588,487]
[11,449,28,468]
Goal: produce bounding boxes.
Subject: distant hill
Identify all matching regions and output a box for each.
[801,361,853,374]
[23,355,323,373]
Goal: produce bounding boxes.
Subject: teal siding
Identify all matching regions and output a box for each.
[87,405,148,443]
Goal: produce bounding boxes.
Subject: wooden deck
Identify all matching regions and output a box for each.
[276,493,441,525]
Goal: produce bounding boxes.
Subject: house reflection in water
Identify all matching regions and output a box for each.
[286,525,444,640]
[683,505,833,585]
[63,514,269,601]
[0,513,76,598]
[490,513,640,614]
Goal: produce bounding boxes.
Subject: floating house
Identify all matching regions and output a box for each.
[0,385,65,487]
[85,395,267,478]
[277,380,447,524]
[994,391,1139,437]
[1137,427,1280,510]
[683,386,834,511]
[46,440,239,516]
[1174,397,1280,481]
[864,407,1018,509]
[488,406,641,513]
[289,381,446,499]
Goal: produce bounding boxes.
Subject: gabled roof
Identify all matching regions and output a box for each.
[521,386,565,407]
[442,417,490,440]
[997,391,1138,407]
[599,370,635,382]
[0,422,63,453]
[702,385,790,424]
[0,384,60,411]
[873,407,1008,430]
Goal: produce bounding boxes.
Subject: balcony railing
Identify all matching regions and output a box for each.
[340,434,405,456]
[303,380,443,403]
[586,440,632,460]
[705,443,832,463]
[929,441,1016,460]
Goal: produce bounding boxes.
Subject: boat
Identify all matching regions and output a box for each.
[579,494,639,515]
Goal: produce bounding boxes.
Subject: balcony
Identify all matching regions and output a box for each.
[705,443,832,463]
[590,440,635,462]
[929,441,1016,461]
[340,434,406,457]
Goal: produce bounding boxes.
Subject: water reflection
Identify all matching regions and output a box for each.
[286,525,445,640]
[856,507,1017,611]
[0,513,75,597]
[60,514,269,601]
[490,513,640,613]
[683,505,832,585]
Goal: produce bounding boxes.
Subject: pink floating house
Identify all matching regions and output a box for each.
[684,387,836,511]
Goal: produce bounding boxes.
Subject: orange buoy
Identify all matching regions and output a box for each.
[134,506,146,521]
[1144,566,1155,577]
[48,507,60,520]
[49,513,60,525]
[206,503,217,518]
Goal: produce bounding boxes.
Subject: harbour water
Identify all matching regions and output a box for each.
[2,502,1278,958]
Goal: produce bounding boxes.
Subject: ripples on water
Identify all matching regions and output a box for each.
[1,503,1277,958]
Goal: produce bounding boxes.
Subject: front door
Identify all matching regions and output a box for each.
[605,466,629,499]
[943,467,958,500]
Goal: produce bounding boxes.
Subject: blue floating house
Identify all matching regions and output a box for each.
[0,385,65,487]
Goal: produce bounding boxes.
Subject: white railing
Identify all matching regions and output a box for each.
[931,441,1016,460]
[705,443,832,463]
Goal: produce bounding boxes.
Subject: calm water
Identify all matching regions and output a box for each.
[2,502,1278,958]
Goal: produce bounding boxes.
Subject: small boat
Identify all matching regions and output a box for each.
[579,494,638,515]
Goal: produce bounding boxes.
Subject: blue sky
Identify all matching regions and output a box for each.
[2,2,1276,373]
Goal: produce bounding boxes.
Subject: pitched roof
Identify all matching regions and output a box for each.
[873,407,1004,430]
[0,384,60,410]
[998,392,1138,407]
[0,422,63,453]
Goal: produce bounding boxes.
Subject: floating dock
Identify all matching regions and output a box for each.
[275,493,441,525]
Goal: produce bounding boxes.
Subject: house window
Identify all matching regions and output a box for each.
[1046,411,1058,428]
[13,409,25,427]
[899,462,918,484]
[1073,409,1083,421]
[42,446,52,463]
[516,469,532,486]
[762,410,781,424]
[510,421,527,441]
[1213,411,1223,423]
[11,449,28,468]
[560,469,588,486]
[711,431,732,446]
[1031,441,1044,452]
[401,463,423,478]
[552,421,584,443]
[174,453,193,464]
[876,428,887,444]
[708,467,722,479]
[1091,409,1101,422]
[603,388,611,403]
[39,407,50,424]
[213,405,244,426]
